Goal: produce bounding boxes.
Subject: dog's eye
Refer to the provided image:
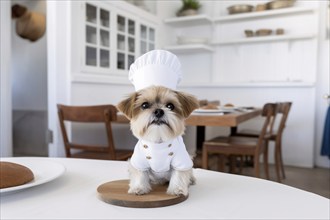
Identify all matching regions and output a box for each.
[166,103,175,111]
[141,102,150,110]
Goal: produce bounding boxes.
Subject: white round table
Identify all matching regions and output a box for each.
[1,157,329,219]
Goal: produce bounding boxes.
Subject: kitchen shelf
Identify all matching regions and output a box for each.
[164,14,212,26]
[214,7,316,23]
[179,81,315,88]
[163,44,214,53]
[212,33,316,45]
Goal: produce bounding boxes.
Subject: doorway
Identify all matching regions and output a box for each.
[11,0,48,157]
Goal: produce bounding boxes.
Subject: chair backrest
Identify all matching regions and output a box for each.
[258,103,278,145]
[276,102,292,139]
[57,104,118,159]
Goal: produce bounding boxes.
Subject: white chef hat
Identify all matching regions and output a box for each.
[129,50,182,91]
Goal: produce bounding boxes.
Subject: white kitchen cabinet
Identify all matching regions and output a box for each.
[78,1,159,78]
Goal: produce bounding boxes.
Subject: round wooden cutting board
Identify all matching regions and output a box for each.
[97,179,188,208]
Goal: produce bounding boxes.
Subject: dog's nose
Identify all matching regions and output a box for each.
[154,109,164,118]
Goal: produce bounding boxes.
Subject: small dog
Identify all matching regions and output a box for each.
[117,85,199,196]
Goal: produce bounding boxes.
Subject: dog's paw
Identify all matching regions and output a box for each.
[128,186,151,195]
[167,186,188,196]
[190,175,196,185]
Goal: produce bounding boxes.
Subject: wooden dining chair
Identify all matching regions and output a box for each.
[232,102,292,182]
[57,104,133,160]
[202,103,278,178]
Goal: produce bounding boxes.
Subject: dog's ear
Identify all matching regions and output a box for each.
[117,92,138,119]
[175,91,199,118]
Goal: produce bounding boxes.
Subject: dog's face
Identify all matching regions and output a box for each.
[117,86,199,143]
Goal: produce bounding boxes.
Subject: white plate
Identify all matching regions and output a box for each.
[220,106,237,111]
[0,158,66,194]
[193,109,225,114]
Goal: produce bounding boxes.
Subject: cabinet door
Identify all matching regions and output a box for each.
[140,24,155,55]
[115,13,156,71]
[84,3,111,70]
[116,14,136,71]
[81,1,158,75]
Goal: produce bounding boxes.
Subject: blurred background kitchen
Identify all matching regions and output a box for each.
[1,0,329,196]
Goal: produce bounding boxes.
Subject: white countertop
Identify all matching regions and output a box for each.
[0,157,329,219]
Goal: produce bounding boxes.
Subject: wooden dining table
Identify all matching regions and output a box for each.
[116,107,262,150]
[116,107,262,127]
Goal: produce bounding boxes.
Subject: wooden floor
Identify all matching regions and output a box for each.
[193,153,330,199]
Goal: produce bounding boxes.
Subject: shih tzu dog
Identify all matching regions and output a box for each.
[117,85,199,196]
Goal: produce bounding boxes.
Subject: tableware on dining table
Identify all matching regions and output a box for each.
[227,4,254,15]
[0,158,66,194]
[193,108,225,114]
[235,107,256,112]
[220,106,237,111]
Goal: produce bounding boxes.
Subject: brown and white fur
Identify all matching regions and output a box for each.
[117,86,199,196]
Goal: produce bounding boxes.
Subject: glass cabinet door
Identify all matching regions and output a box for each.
[82,2,157,74]
[140,24,155,55]
[84,3,110,69]
[116,15,136,70]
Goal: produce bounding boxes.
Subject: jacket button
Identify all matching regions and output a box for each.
[143,144,148,149]
[146,156,152,160]
[168,152,174,156]
[168,144,172,147]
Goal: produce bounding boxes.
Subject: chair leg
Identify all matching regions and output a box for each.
[218,155,225,172]
[263,141,270,180]
[229,156,237,173]
[254,154,260,178]
[274,140,282,183]
[238,156,243,174]
[202,146,208,169]
[278,140,286,179]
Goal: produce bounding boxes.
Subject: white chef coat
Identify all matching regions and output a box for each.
[130,136,193,173]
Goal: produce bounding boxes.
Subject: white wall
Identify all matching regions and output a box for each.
[11,0,47,111]
[47,0,72,157]
[315,1,330,168]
